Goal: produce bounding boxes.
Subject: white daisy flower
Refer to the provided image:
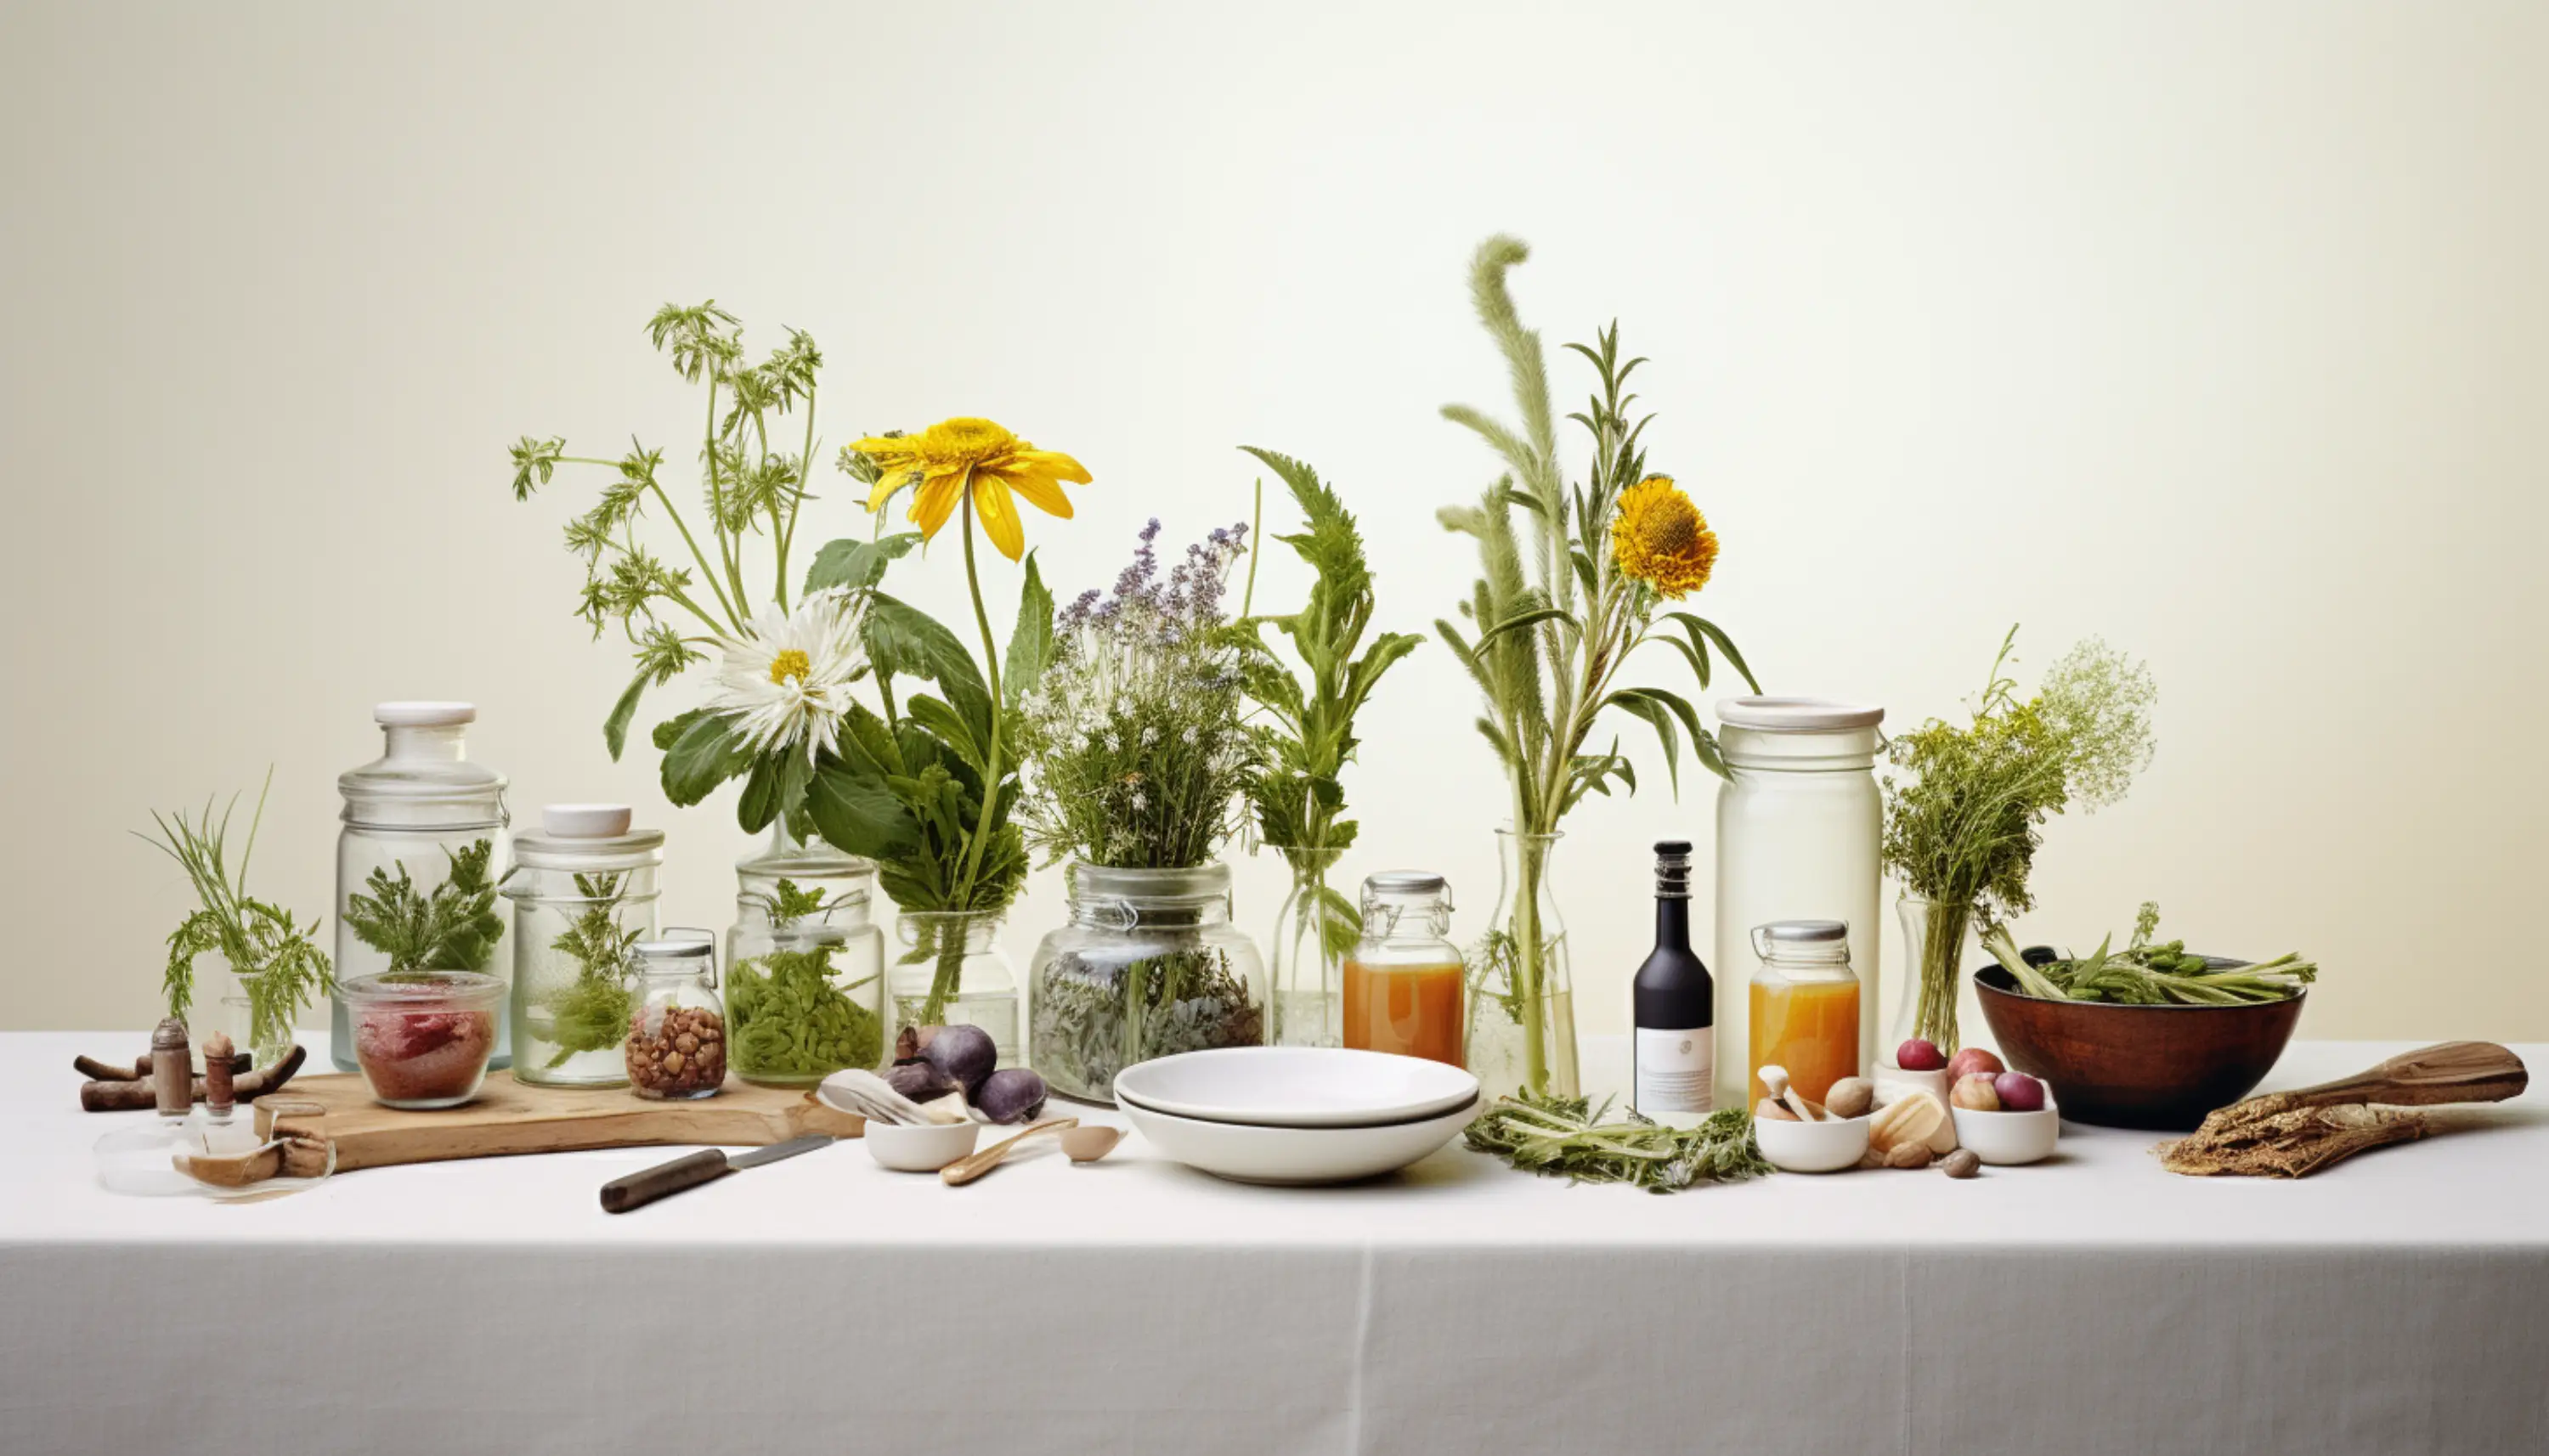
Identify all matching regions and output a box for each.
[707,590,867,764]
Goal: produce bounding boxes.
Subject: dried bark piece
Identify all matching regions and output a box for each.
[2160,1104,2429,1178]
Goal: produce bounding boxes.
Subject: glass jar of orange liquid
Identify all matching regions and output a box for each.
[1747,919,1861,1107]
[1343,872,1465,1068]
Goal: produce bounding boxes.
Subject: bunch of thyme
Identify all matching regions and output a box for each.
[1462,1090,1771,1194]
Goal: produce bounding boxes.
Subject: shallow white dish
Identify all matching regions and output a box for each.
[1754,1112,1872,1173]
[863,1120,981,1172]
[1120,1092,1479,1184]
[1949,1094,2061,1165]
[1110,1047,1480,1129]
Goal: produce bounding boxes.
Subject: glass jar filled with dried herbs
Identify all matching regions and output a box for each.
[725,825,885,1085]
[1027,863,1267,1104]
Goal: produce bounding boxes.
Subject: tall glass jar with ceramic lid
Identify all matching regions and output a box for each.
[1027,863,1268,1104]
[332,702,511,1072]
[725,825,886,1085]
[1712,697,1884,1109]
[1343,872,1466,1068]
[500,804,662,1087]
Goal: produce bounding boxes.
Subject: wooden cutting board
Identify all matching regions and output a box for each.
[257,1071,866,1172]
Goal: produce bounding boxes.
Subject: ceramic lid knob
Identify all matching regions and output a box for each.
[543,803,633,838]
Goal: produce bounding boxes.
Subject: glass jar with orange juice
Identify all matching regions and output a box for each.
[1748,920,1861,1108]
[1343,872,1465,1068]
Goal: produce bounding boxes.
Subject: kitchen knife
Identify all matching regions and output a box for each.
[601,1133,835,1214]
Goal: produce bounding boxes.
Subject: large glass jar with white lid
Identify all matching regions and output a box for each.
[1344,872,1466,1068]
[500,804,662,1087]
[331,702,511,1072]
[1712,697,1884,1109]
[725,824,888,1085]
[1027,863,1267,1104]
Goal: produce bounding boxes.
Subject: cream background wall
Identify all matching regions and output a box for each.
[3,2,2543,1045]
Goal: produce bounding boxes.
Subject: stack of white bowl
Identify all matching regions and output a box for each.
[1111,1047,1482,1185]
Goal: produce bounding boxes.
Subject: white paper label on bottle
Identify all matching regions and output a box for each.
[1635,1026,1715,1125]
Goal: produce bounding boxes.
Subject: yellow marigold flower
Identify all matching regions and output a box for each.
[853,417,1091,562]
[1610,475,1718,599]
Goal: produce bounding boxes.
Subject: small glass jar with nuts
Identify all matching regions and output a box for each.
[623,929,726,1100]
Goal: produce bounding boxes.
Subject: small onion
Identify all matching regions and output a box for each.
[1992,1071,2048,1112]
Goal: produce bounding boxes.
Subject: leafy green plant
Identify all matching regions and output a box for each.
[539,872,640,1068]
[139,770,331,1057]
[511,302,882,833]
[1233,448,1422,962]
[1884,627,2157,1047]
[1433,236,1757,1095]
[342,839,504,973]
[1463,1091,1771,1193]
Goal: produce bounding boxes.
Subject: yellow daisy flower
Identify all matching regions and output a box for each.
[853,417,1091,562]
[1610,475,1718,599]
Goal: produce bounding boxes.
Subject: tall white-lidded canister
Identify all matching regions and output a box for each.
[1712,698,1885,1109]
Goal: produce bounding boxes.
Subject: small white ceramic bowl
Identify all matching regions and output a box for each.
[864,1120,981,1172]
[1754,1112,1872,1173]
[1949,1094,2060,1165]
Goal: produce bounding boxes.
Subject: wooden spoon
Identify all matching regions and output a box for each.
[941,1117,1078,1186]
[1058,1125,1124,1163]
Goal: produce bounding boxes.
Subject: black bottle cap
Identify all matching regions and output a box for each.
[1653,841,1693,899]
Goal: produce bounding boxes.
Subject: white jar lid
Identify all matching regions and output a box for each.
[375,701,478,727]
[543,803,634,838]
[1715,697,1884,731]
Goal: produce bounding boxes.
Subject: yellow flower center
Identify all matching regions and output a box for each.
[912,416,1020,469]
[768,648,812,686]
[1634,493,1704,557]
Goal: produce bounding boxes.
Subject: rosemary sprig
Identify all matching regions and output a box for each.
[1462,1089,1772,1194]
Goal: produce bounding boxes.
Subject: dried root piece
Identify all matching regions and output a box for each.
[81,1044,308,1112]
[2160,1104,2430,1178]
[73,1051,251,1081]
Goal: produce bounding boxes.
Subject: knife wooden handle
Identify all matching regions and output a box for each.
[602,1148,731,1213]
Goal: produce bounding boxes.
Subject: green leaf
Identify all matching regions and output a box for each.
[604,669,651,762]
[652,708,711,753]
[1477,605,1574,650]
[865,595,990,724]
[905,694,986,775]
[1607,689,1682,796]
[660,712,755,805]
[1003,550,1054,708]
[806,753,924,861]
[803,532,922,595]
[736,750,817,833]
[1665,612,1761,694]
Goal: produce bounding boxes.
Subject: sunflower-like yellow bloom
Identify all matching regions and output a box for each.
[1610,475,1718,599]
[854,417,1091,562]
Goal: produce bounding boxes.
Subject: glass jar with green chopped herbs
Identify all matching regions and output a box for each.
[724,827,886,1085]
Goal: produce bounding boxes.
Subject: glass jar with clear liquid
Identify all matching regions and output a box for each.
[1712,698,1884,1110]
[332,703,511,1072]
[500,804,662,1087]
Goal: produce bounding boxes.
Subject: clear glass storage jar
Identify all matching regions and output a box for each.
[624,929,726,1101]
[1712,697,1884,1109]
[500,804,662,1087]
[726,824,887,1085]
[1746,919,1862,1109]
[332,702,511,1071]
[1028,862,1268,1104]
[889,911,1019,1069]
[1344,872,1465,1068]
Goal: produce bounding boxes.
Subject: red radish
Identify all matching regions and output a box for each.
[1947,1047,2005,1083]
[1895,1037,1947,1071]
[1992,1071,2047,1112]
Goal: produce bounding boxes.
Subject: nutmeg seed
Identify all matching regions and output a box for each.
[1886,1141,1936,1169]
[1941,1148,1982,1179]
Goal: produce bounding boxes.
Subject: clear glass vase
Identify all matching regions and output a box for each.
[1890,894,1973,1057]
[1028,862,1269,1104]
[1467,829,1578,1100]
[889,911,1020,1069]
[221,979,297,1073]
[726,823,887,1086]
[499,805,662,1087]
[1264,845,1352,1048]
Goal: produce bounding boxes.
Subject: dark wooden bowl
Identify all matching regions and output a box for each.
[1973,959,2306,1130]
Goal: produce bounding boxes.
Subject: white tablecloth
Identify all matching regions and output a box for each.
[4,1034,2544,1454]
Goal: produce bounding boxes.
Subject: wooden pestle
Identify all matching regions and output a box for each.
[2196,1041,2528,1136]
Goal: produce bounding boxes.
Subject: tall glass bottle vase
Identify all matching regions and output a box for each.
[1266,845,1349,1048]
[1891,894,1972,1056]
[1468,829,1577,1100]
